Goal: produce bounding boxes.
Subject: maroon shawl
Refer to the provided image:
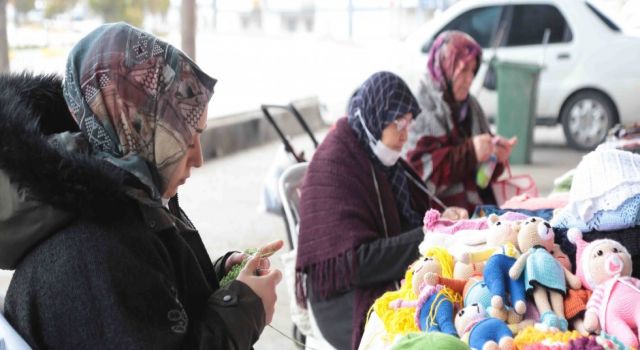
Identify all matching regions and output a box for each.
[295,118,430,347]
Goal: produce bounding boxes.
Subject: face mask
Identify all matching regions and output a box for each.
[355,109,401,166]
[373,140,401,166]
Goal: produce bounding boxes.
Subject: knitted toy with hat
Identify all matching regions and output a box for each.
[568,228,640,348]
[509,217,570,331]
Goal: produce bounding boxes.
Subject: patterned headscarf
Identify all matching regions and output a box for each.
[427,31,482,90]
[63,23,216,201]
[347,71,422,227]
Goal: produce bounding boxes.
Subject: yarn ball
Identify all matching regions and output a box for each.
[219,248,259,288]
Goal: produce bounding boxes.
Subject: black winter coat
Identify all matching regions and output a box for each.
[0,72,264,349]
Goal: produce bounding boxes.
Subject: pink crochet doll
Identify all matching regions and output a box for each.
[568,229,640,348]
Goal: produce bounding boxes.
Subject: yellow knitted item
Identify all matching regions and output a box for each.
[372,247,461,338]
[423,247,455,279]
[513,326,581,349]
[372,269,419,338]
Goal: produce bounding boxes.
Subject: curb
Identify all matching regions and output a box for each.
[200,96,326,160]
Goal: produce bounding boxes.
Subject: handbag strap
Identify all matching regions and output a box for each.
[370,162,403,290]
[369,162,389,238]
[403,169,448,210]
[503,160,513,178]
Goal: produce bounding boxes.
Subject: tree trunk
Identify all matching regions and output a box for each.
[0,0,9,73]
[181,0,196,60]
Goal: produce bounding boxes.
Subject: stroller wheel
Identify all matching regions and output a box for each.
[293,325,306,349]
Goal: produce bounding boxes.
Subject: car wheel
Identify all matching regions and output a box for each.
[561,91,617,151]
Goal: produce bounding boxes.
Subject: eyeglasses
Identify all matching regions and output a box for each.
[393,116,413,132]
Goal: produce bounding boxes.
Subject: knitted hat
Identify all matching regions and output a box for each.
[567,228,627,290]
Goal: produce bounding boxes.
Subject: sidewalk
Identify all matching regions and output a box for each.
[0,125,587,349]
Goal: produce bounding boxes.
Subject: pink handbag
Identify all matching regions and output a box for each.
[491,162,538,206]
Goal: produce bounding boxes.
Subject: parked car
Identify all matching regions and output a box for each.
[398,0,640,150]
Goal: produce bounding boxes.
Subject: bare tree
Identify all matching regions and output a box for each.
[0,0,9,73]
[181,0,196,60]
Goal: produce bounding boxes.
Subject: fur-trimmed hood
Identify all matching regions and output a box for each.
[0,72,135,269]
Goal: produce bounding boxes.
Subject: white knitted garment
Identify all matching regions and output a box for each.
[567,149,640,222]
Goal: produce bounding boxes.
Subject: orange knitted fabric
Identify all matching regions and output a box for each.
[563,288,592,320]
[438,276,467,295]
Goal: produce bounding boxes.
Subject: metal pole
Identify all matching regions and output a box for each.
[212,0,217,30]
[0,0,8,73]
[348,0,353,39]
[181,0,196,60]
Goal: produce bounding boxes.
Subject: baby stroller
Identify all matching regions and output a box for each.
[261,104,335,349]
[260,103,319,249]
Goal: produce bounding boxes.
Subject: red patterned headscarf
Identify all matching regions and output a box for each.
[427,31,482,90]
[63,23,216,201]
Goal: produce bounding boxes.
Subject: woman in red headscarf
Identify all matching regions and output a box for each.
[404,31,516,213]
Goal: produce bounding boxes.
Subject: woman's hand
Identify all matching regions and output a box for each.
[224,253,247,274]
[236,240,284,324]
[494,136,517,163]
[224,240,284,273]
[472,134,494,163]
[442,207,469,221]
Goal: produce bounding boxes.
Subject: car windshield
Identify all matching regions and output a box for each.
[586,2,622,32]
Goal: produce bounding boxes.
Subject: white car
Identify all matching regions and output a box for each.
[398,0,640,150]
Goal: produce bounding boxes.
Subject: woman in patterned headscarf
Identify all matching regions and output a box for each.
[404,30,516,213]
[0,23,281,349]
[295,71,465,349]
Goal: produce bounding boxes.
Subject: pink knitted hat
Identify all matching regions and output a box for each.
[567,228,593,289]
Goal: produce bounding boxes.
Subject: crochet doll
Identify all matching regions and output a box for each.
[549,242,591,335]
[509,217,572,331]
[569,229,640,348]
[458,214,526,315]
[388,247,460,336]
[453,260,485,281]
[424,270,533,335]
[455,303,515,350]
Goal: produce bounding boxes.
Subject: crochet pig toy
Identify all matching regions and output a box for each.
[455,303,515,350]
[569,229,640,348]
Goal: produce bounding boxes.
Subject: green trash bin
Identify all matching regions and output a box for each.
[494,60,542,165]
